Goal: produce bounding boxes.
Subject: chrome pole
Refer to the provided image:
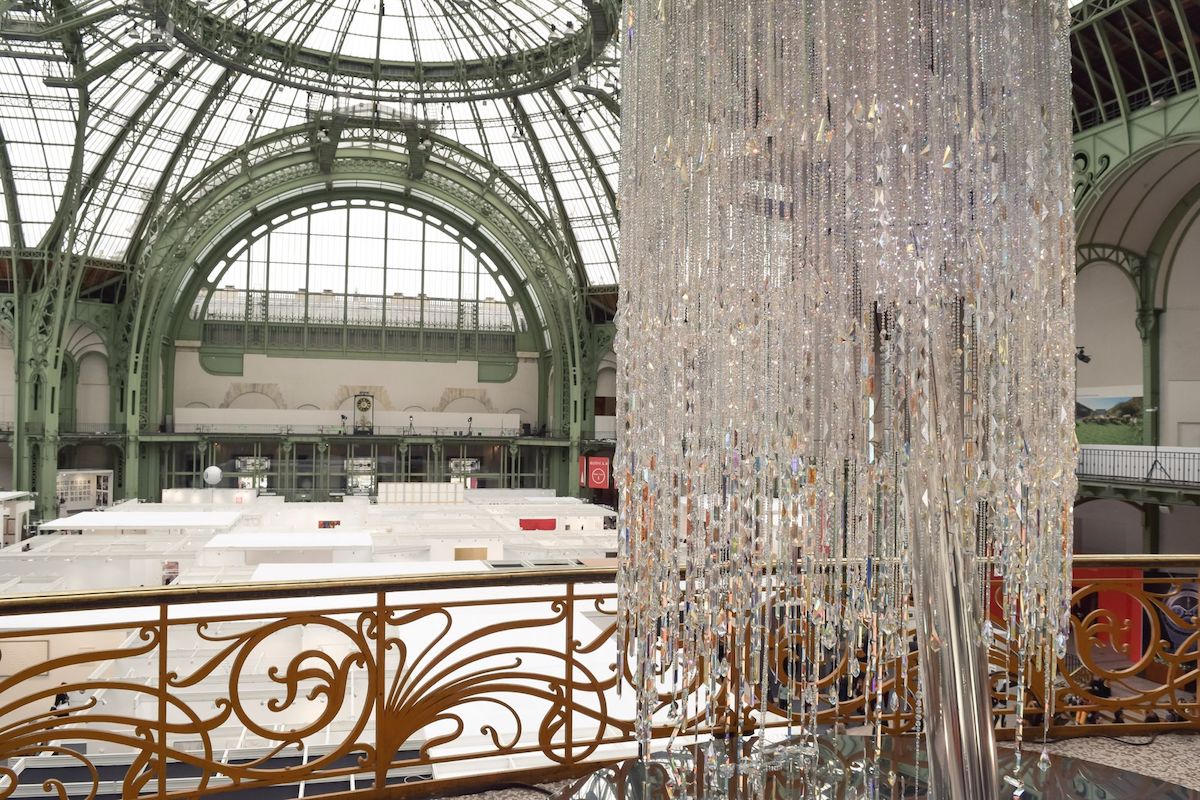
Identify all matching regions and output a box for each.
[905,463,999,799]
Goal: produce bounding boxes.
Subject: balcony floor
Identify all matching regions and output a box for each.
[443,737,1200,799]
[1032,733,1200,791]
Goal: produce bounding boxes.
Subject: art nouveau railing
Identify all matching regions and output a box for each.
[0,557,1196,799]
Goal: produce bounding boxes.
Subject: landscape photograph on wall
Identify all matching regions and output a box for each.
[1076,385,1144,445]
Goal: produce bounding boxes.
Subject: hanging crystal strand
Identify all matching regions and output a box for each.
[617,0,1074,787]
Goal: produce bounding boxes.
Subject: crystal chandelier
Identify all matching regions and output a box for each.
[615,1,1076,793]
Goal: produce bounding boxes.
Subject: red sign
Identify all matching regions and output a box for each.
[519,518,556,531]
[587,457,610,489]
[579,456,587,487]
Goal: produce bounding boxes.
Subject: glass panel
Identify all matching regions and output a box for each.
[202,204,524,333]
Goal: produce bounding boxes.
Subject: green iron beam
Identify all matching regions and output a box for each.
[0,125,25,251]
[156,0,620,104]
[1072,0,1146,32]
[0,3,129,41]
[43,39,170,87]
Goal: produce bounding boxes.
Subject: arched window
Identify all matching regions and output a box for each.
[191,201,529,357]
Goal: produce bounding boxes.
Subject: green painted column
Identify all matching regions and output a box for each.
[161,339,176,427]
[14,326,66,521]
[1143,502,1162,554]
[38,434,58,519]
[506,441,519,488]
[119,350,141,501]
[1139,308,1161,446]
[123,431,141,501]
[140,441,161,502]
[12,356,35,499]
[431,441,444,483]
[564,353,582,499]
[58,356,76,434]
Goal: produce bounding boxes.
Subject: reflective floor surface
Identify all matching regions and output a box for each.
[562,735,1200,799]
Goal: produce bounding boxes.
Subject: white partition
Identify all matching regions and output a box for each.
[39,510,243,532]
[161,488,261,505]
[201,531,373,566]
[378,482,465,504]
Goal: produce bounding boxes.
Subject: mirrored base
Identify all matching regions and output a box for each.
[562,735,1199,800]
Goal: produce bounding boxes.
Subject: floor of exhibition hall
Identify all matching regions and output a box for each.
[0,489,617,594]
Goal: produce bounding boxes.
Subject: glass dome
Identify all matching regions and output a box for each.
[0,0,621,285]
[159,0,617,101]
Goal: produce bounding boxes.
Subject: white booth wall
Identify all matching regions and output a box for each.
[0,331,14,491]
[0,551,174,591]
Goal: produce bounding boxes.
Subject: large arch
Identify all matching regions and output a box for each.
[1073,88,1200,225]
[179,194,536,342]
[166,188,554,432]
[1075,260,1144,445]
[117,126,588,497]
[1075,133,1200,444]
[1159,207,1200,445]
[1077,141,1200,255]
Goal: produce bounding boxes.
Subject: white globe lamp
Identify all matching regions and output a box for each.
[202,466,222,486]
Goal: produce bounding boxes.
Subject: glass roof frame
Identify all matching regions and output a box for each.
[2,1,1200,293]
[190,197,532,338]
[157,0,620,104]
[0,0,621,285]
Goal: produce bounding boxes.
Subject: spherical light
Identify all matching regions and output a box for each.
[202,466,223,486]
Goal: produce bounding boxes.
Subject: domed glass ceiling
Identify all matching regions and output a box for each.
[195,0,587,64]
[0,0,621,284]
[0,0,1170,294]
[158,0,617,101]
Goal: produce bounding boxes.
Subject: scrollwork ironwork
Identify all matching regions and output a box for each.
[1073,151,1111,208]
[0,568,1195,799]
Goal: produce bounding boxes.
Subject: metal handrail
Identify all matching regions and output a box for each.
[60,422,127,434]
[0,555,1194,799]
[1077,444,1200,486]
[169,423,544,437]
[0,554,1192,616]
[0,564,618,615]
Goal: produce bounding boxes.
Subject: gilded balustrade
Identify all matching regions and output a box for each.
[0,557,1193,799]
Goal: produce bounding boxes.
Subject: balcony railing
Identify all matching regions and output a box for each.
[6,422,125,435]
[1078,444,1200,486]
[0,557,1195,799]
[162,423,567,438]
[60,422,127,435]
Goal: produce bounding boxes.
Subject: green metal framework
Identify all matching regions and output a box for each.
[1071,0,1200,131]
[115,132,591,499]
[155,436,559,500]
[0,0,623,516]
[1,0,1200,517]
[155,0,620,103]
[184,199,535,361]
